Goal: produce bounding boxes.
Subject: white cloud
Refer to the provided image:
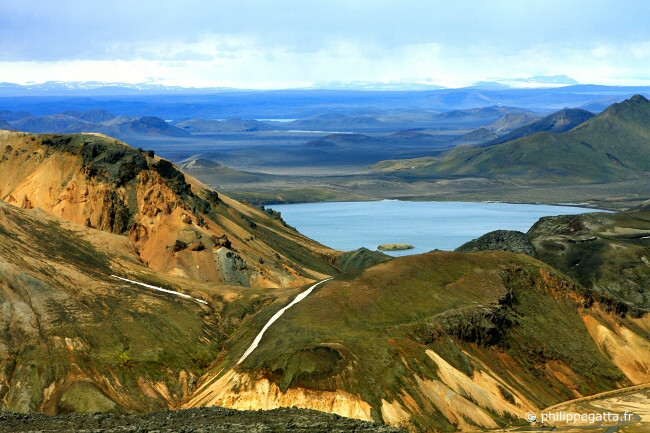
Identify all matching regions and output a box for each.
[3,37,650,89]
[1,1,650,88]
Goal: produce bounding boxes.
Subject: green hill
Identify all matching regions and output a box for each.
[376,95,650,183]
[187,248,650,431]
[458,207,650,310]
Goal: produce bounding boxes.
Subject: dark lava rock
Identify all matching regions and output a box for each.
[456,230,535,256]
[0,407,406,433]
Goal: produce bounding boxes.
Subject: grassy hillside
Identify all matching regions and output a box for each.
[376,95,650,184]
[528,209,650,310]
[186,251,650,432]
[458,207,650,312]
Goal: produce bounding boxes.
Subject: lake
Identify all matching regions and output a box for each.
[269,200,603,256]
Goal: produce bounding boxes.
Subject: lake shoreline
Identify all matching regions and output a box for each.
[269,200,603,256]
[259,197,615,212]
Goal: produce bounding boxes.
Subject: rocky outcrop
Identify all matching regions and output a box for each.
[456,229,535,256]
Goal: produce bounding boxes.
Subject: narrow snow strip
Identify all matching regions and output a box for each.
[237,277,333,365]
[111,275,209,305]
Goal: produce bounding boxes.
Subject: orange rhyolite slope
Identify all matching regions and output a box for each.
[0,131,337,287]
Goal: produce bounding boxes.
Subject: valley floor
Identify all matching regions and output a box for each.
[197,170,650,211]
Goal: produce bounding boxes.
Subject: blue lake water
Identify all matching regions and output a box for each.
[269,200,603,256]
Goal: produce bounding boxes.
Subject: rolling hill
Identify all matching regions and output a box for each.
[483,107,594,146]
[5,110,191,140]
[61,108,117,123]
[184,247,650,432]
[458,207,650,310]
[10,114,97,134]
[375,95,650,183]
[486,111,542,133]
[284,113,385,132]
[100,116,191,138]
[175,118,275,133]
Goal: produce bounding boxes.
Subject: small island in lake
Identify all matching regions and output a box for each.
[377,243,415,251]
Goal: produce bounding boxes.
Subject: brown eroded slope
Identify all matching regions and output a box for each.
[183,251,650,432]
[0,199,230,413]
[0,131,338,288]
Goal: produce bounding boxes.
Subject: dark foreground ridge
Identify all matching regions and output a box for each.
[0,407,405,433]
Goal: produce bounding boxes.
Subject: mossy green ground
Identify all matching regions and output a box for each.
[234,251,643,432]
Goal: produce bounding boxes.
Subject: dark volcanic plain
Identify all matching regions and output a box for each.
[0,407,404,433]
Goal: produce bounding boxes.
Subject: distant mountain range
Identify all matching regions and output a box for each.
[2,110,191,138]
[316,80,446,91]
[0,76,580,96]
[473,75,580,89]
[0,105,543,138]
[2,81,649,118]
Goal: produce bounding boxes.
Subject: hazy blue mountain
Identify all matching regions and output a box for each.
[175,118,275,133]
[285,113,385,131]
[0,109,32,121]
[0,120,15,130]
[2,84,650,120]
[484,108,594,146]
[10,114,97,133]
[61,108,116,123]
[99,116,191,137]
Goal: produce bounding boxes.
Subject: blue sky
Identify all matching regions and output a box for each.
[1,0,649,88]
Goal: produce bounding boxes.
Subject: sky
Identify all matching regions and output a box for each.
[1,0,649,89]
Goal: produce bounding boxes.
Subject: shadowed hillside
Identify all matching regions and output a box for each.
[487,111,542,133]
[483,107,594,146]
[459,207,650,312]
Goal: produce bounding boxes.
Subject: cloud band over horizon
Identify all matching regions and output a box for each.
[1,0,649,89]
